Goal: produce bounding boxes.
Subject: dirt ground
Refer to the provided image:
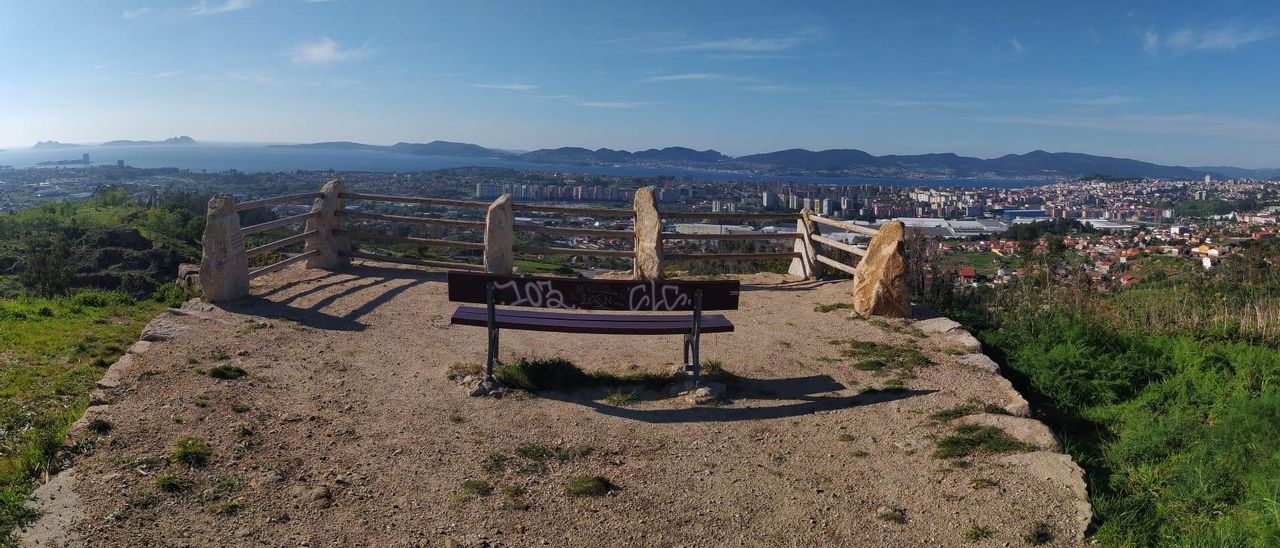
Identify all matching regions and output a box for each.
[30,262,1088,547]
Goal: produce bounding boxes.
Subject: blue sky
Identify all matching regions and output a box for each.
[2,0,1279,167]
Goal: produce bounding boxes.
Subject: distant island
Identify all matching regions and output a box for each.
[269,140,499,158]
[32,141,81,150]
[101,136,197,146]
[270,139,1279,180]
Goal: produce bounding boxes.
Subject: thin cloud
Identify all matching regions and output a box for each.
[1146,21,1279,55]
[146,70,182,78]
[288,37,373,65]
[227,70,278,85]
[848,98,984,108]
[576,101,658,109]
[976,113,1280,140]
[188,0,252,16]
[470,83,539,91]
[1010,37,1024,53]
[1053,95,1135,106]
[1143,28,1160,55]
[640,73,728,83]
[122,7,152,19]
[646,26,824,53]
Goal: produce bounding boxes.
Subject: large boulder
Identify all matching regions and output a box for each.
[851,220,909,317]
[483,193,514,275]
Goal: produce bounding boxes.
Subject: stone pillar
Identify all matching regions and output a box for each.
[851,220,910,318]
[484,194,514,274]
[200,194,249,302]
[304,179,349,269]
[633,186,663,280]
[788,210,822,280]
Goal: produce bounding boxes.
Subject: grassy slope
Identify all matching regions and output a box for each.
[0,293,170,543]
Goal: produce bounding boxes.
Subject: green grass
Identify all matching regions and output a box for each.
[964,524,994,541]
[155,474,193,493]
[830,339,932,375]
[0,293,167,542]
[565,475,611,497]
[602,389,639,406]
[171,436,210,467]
[932,424,1035,459]
[814,302,853,313]
[929,402,1008,422]
[461,479,493,497]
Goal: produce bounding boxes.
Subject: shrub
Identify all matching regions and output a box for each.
[208,365,246,380]
[70,289,134,308]
[565,476,611,497]
[171,436,210,467]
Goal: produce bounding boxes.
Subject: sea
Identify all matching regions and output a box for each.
[0,144,1041,189]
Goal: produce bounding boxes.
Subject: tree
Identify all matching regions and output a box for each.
[19,233,72,297]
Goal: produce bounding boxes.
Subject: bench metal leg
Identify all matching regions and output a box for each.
[690,289,703,386]
[486,325,499,382]
[682,333,692,370]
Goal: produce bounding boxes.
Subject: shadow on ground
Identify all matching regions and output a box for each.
[217,265,443,331]
[534,374,935,423]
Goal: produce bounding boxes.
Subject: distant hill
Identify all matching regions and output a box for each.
[264,138,1261,180]
[1193,165,1280,179]
[519,146,727,166]
[101,136,196,146]
[32,141,81,149]
[269,140,509,158]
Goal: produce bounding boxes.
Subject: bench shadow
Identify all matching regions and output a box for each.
[536,374,935,423]
[740,278,846,292]
[220,264,443,331]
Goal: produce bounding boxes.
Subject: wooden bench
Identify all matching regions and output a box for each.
[447,271,739,385]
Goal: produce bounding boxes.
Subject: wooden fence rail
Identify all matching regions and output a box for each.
[199,179,880,301]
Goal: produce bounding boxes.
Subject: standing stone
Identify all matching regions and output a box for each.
[851,220,910,317]
[788,210,823,280]
[633,186,663,280]
[200,194,249,302]
[484,194,514,274]
[305,179,349,269]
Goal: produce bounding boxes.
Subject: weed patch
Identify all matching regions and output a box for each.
[171,436,210,467]
[565,475,611,497]
[933,424,1034,459]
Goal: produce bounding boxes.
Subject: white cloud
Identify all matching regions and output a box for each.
[288,37,372,65]
[469,83,539,91]
[227,70,278,85]
[122,7,151,19]
[188,0,252,16]
[1053,95,1135,106]
[1146,22,1278,55]
[1143,28,1160,55]
[147,70,182,78]
[640,73,727,83]
[576,101,658,109]
[648,26,824,53]
[1010,37,1024,53]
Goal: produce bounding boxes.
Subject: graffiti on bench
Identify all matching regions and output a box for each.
[448,272,739,312]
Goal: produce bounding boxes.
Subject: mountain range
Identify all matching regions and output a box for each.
[271,140,1278,180]
[32,136,198,149]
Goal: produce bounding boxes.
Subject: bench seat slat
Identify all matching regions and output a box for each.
[450,306,733,335]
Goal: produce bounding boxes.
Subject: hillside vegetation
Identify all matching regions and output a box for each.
[0,188,204,544]
[925,235,1280,546]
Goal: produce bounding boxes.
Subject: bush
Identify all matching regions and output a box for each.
[70,289,135,308]
[565,475,611,497]
[171,437,210,467]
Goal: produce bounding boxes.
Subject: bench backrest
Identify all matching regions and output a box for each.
[447,271,740,311]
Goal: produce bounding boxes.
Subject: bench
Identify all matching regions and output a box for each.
[447,271,739,385]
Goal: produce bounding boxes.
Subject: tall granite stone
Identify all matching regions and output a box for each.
[633,186,663,280]
[851,220,910,317]
[304,179,349,269]
[484,193,514,274]
[200,194,249,302]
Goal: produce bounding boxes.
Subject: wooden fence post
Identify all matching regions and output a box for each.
[304,179,349,269]
[484,193,514,274]
[788,210,822,280]
[200,194,250,301]
[633,186,664,280]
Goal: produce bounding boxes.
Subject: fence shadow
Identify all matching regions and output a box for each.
[221,264,442,331]
[534,374,935,423]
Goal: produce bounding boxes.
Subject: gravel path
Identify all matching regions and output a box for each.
[27,263,1088,547]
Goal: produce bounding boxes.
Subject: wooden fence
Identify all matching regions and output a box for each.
[198,179,880,301]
